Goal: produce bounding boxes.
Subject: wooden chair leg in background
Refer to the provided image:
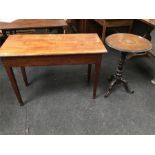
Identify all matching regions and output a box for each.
[21,67,29,87]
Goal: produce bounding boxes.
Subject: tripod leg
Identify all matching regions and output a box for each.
[121,78,134,94]
[104,79,117,97]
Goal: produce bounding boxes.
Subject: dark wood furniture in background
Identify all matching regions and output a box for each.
[127,19,155,60]
[0,34,107,105]
[140,19,155,58]
[69,19,134,40]
[104,33,152,97]
[140,19,155,41]
[94,19,134,40]
[0,19,67,36]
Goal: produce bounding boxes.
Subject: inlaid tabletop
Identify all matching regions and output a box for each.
[106,33,152,53]
[0,19,67,30]
[0,34,107,57]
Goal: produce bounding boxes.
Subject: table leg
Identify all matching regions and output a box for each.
[21,67,29,86]
[88,64,92,83]
[93,60,102,99]
[4,66,24,105]
[104,52,134,97]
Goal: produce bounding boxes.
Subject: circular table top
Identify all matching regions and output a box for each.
[105,33,152,53]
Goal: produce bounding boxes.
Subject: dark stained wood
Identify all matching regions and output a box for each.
[137,19,155,41]
[95,19,133,27]
[93,58,102,99]
[127,20,154,59]
[104,52,134,97]
[69,19,134,41]
[104,33,152,97]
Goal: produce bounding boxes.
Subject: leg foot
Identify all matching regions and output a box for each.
[121,78,134,94]
[104,79,117,97]
[107,75,115,82]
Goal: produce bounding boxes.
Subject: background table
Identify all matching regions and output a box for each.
[0,19,67,36]
[94,19,133,40]
[69,19,133,40]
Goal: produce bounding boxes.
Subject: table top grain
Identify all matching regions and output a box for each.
[0,34,107,57]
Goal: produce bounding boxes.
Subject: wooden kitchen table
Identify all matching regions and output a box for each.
[0,34,107,106]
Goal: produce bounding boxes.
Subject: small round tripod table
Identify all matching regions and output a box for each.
[104,33,152,97]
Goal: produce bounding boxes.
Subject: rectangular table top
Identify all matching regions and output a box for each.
[0,19,67,30]
[0,34,107,57]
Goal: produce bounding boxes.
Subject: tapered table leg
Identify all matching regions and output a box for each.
[21,67,29,86]
[4,66,24,105]
[88,64,92,83]
[93,59,102,99]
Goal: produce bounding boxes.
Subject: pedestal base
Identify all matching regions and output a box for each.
[104,52,134,97]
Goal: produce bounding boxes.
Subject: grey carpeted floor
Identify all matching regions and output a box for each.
[0,30,155,135]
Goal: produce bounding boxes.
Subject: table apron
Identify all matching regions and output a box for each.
[1,54,103,67]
